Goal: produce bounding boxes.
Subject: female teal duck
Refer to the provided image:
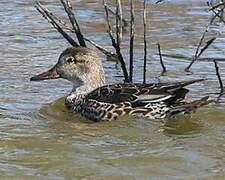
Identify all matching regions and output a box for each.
[31,47,210,122]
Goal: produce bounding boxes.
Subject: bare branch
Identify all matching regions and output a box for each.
[184,7,220,72]
[103,0,129,82]
[35,6,116,59]
[208,1,225,23]
[60,0,86,47]
[185,35,216,72]
[35,1,79,47]
[84,38,118,60]
[214,60,224,94]
[115,4,120,46]
[106,5,128,27]
[155,0,164,4]
[143,0,147,84]
[198,37,216,57]
[185,26,208,72]
[117,0,123,40]
[129,0,135,83]
[208,1,225,11]
[157,43,167,75]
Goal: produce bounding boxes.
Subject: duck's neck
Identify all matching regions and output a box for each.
[72,84,95,96]
[67,79,104,103]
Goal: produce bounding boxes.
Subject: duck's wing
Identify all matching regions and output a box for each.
[82,79,206,121]
[86,79,204,106]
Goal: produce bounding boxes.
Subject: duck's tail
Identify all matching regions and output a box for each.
[166,96,214,119]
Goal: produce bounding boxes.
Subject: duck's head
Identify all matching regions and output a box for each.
[31,47,105,93]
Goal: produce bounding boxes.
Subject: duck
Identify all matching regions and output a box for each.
[30,46,211,122]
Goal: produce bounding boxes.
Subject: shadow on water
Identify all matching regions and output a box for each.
[161,53,225,62]
[37,97,151,137]
[163,116,203,136]
[37,96,217,138]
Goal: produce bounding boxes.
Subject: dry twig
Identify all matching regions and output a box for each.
[129,0,135,82]
[185,36,216,72]
[36,1,117,60]
[106,5,128,27]
[143,0,147,84]
[214,60,224,94]
[157,43,167,75]
[208,1,225,11]
[60,0,86,47]
[103,0,129,82]
[35,1,79,47]
[155,0,164,4]
[115,2,121,46]
[84,38,118,60]
[185,12,218,72]
[117,0,123,41]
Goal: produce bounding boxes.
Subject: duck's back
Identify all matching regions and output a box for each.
[86,82,189,106]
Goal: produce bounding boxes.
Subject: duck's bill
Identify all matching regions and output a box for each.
[30,66,61,81]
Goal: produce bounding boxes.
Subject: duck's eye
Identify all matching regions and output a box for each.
[66,57,75,63]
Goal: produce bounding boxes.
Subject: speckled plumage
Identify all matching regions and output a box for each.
[65,81,210,121]
[31,46,211,122]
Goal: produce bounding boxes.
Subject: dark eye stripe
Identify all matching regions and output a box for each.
[76,59,85,63]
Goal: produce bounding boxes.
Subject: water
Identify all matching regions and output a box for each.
[1,0,225,179]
